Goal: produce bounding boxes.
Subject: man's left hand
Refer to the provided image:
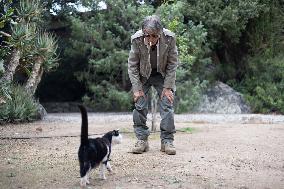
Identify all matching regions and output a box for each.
[161,88,174,104]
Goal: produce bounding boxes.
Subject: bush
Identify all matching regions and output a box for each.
[238,54,284,113]
[82,81,132,112]
[157,2,211,113]
[175,79,208,113]
[0,84,38,123]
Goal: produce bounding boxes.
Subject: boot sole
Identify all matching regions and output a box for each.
[165,151,176,155]
[132,146,149,154]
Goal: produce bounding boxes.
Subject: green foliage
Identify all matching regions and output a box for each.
[183,0,265,45]
[34,32,59,70]
[157,2,210,112]
[8,23,36,50]
[237,54,284,113]
[65,0,155,111]
[179,127,196,133]
[36,0,284,114]
[0,0,59,124]
[246,1,283,55]
[82,81,132,111]
[0,0,14,29]
[0,84,38,123]
[17,0,44,23]
[0,60,4,76]
[0,0,14,64]
[0,80,12,101]
[175,79,208,113]
[1,0,58,73]
[233,0,284,113]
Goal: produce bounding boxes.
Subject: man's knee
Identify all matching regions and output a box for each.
[160,96,174,111]
[135,96,148,110]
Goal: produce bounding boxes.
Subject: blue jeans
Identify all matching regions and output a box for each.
[133,74,176,143]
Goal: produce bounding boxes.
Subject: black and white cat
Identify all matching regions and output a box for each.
[78,105,122,187]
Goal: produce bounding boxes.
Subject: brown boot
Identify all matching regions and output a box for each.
[132,140,149,154]
[161,141,176,155]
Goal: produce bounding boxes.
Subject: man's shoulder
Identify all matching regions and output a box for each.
[163,28,175,38]
[131,30,143,42]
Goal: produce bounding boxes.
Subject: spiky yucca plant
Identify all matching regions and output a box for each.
[0,84,38,123]
[36,32,58,71]
[10,23,36,48]
[25,32,58,94]
[16,0,43,23]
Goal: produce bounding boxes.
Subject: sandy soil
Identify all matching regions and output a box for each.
[0,113,283,189]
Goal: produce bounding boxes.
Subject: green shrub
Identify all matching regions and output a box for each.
[238,54,284,113]
[82,81,132,112]
[175,79,208,113]
[157,2,211,113]
[0,84,38,123]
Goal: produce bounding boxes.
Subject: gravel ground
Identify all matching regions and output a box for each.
[0,113,284,189]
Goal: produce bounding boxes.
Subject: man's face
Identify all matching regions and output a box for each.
[143,29,160,46]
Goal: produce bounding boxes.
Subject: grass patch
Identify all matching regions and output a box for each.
[120,128,136,139]
[149,132,160,140]
[178,127,197,133]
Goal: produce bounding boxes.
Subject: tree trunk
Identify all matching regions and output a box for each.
[151,86,158,132]
[0,48,21,83]
[121,63,127,89]
[25,56,43,95]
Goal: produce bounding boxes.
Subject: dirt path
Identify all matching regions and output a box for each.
[0,113,284,189]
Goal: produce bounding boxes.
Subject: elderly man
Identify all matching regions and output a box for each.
[128,15,179,155]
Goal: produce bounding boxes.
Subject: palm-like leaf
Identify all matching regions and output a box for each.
[35,32,59,71]
[9,23,36,49]
[16,0,43,23]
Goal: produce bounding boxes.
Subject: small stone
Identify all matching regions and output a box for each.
[7,173,16,177]
[36,127,43,132]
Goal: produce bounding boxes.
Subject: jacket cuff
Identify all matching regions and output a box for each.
[163,81,176,91]
[132,83,143,92]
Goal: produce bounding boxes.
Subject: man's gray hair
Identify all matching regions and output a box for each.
[142,15,163,34]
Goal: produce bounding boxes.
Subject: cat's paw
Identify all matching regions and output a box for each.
[80,179,87,187]
[108,170,115,175]
[99,175,106,180]
[107,168,113,173]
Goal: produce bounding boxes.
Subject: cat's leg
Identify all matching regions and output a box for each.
[99,162,107,180]
[86,163,96,184]
[106,161,113,173]
[80,162,91,187]
[86,166,92,184]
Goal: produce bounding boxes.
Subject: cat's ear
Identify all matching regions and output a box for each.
[112,129,120,135]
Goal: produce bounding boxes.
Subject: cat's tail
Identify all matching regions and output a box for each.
[78,105,89,146]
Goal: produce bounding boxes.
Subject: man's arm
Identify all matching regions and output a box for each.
[163,36,178,90]
[128,40,143,92]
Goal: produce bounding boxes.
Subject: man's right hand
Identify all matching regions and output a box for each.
[133,90,145,102]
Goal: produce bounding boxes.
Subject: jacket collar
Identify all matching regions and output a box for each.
[143,31,168,55]
[158,32,168,57]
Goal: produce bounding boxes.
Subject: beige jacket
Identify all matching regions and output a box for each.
[128,28,179,92]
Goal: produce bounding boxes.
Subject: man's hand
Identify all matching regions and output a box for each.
[161,88,174,104]
[133,90,145,102]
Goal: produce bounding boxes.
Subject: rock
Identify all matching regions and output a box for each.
[194,81,251,114]
[41,102,80,113]
[36,127,43,132]
[36,104,47,120]
[0,96,6,104]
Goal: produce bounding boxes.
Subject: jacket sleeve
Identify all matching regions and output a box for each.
[128,40,143,92]
[163,36,178,90]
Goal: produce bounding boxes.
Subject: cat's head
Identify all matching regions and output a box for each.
[111,129,122,145]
